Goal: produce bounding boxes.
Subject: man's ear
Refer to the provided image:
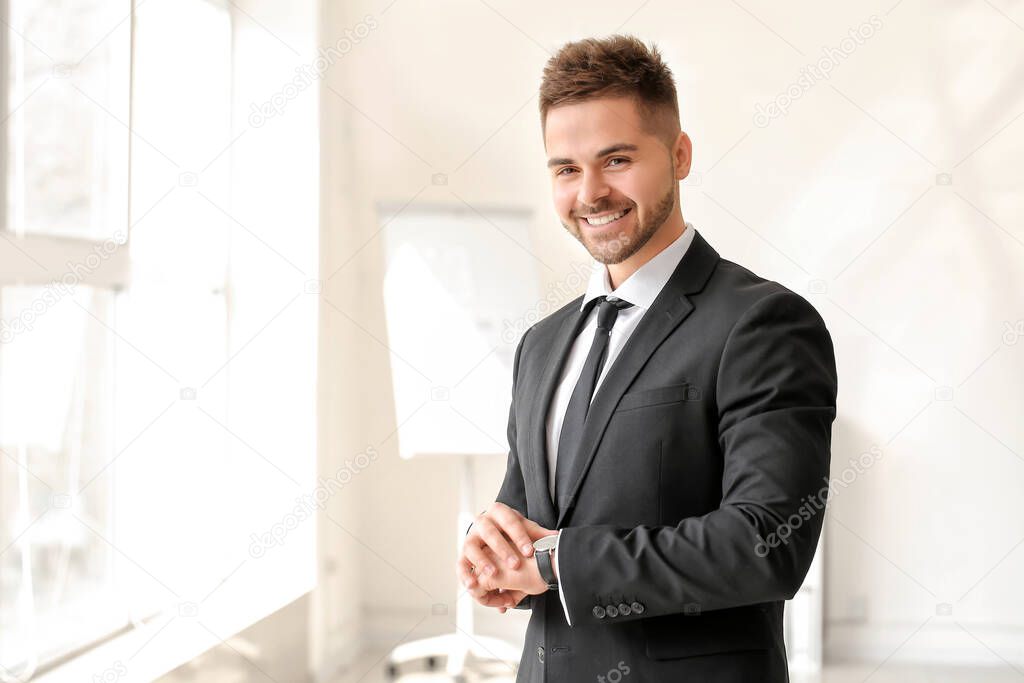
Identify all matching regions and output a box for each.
[673,131,693,181]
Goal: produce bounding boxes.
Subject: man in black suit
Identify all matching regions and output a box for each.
[457,35,837,682]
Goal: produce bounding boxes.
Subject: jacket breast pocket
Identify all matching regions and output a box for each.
[643,604,774,660]
[615,382,699,412]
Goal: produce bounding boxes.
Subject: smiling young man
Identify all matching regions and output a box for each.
[456,35,838,682]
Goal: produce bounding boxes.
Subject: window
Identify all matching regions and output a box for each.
[0,0,317,676]
[1,0,132,673]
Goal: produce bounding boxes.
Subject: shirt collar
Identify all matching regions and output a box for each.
[580,222,697,312]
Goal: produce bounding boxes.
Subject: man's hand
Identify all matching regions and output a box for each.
[471,584,529,614]
[455,502,555,610]
[471,536,557,596]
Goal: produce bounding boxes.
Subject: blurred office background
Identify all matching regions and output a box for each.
[0,0,1022,681]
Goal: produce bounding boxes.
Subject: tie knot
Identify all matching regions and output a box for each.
[596,295,634,332]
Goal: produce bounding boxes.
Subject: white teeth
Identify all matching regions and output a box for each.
[584,208,628,226]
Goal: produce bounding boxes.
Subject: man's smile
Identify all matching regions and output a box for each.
[578,206,633,229]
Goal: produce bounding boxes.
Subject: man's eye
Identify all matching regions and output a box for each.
[608,157,628,166]
[556,167,576,176]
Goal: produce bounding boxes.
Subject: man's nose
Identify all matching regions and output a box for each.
[577,171,610,209]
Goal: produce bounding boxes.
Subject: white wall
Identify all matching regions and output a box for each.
[316,0,1024,676]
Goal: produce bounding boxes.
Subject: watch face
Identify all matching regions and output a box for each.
[533,535,557,552]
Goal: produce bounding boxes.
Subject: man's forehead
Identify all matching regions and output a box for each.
[546,97,639,132]
[544,97,647,153]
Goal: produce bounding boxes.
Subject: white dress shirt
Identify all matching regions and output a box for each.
[547,222,697,625]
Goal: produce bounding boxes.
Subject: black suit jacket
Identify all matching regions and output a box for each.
[495,229,838,682]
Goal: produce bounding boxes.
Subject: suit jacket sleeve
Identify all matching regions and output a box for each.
[493,327,534,610]
[558,290,838,625]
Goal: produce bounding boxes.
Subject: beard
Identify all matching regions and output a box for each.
[562,181,676,265]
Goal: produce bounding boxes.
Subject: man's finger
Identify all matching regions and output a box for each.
[476,588,519,610]
[468,549,506,593]
[464,564,506,598]
[456,563,493,600]
[455,556,477,588]
[465,581,492,601]
[458,560,502,596]
[463,539,498,579]
[521,517,559,545]
[473,517,522,570]
[490,506,537,556]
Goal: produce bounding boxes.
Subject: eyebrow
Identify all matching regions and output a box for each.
[546,143,639,168]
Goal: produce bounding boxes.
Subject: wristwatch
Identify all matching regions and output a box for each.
[533,534,559,591]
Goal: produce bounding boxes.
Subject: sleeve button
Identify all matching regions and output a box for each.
[605,604,619,618]
[631,601,645,614]
[617,602,631,616]
[592,605,606,619]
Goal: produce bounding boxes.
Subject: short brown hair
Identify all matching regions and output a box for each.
[539,35,680,146]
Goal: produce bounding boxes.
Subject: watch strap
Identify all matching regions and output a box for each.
[535,548,558,591]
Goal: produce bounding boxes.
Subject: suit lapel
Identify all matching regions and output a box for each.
[551,230,721,529]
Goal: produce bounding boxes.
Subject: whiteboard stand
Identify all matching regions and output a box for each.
[385,454,520,681]
[377,203,539,680]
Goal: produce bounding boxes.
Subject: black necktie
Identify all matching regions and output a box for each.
[554,295,634,514]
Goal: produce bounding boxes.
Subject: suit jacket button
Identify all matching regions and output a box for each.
[631,601,645,615]
[592,606,606,619]
[618,602,631,616]
[605,604,619,618]
[536,646,544,663]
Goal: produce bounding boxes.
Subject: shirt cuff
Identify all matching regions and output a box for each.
[555,530,572,626]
